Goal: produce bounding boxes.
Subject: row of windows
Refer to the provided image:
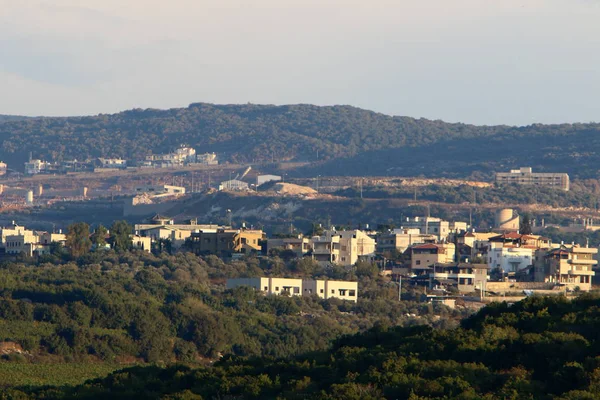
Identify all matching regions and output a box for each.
[266,286,356,297]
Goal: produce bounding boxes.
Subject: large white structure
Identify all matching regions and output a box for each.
[227,277,358,302]
[487,242,534,273]
[0,223,66,257]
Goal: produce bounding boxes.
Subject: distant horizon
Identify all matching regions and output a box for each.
[2,101,599,128]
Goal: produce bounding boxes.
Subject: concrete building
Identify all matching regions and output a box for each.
[535,246,597,291]
[311,230,376,266]
[219,179,250,191]
[145,147,197,167]
[97,158,127,169]
[496,167,570,191]
[410,243,456,271]
[0,162,6,176]
[302,279,358,302]
[131,235,152,252]
[429,263,489,293]
[0,224,66,257]
[266,236,312,257]
[401,217,468,241]
[134,185,186,195]
[195,153,218,165]
[227,277,358,302]
[487,243,534,273]
[24,159,49,175]
[187,228,264,256]
[376,228,436,253]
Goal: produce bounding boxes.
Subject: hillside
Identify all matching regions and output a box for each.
[15,294,600,399]
[2,103,600,178]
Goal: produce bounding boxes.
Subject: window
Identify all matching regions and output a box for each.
[275,287,279,291]
[264,286,268,291]
[339,289,347,296]
[320,289,324,294]
[331,290,335,294]
[349,290,356,296]
[294,287,300,294]
[416,260,421,265]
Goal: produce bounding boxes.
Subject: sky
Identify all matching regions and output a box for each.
[1,0,599,125]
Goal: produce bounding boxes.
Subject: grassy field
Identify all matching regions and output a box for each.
[0,363,123,387]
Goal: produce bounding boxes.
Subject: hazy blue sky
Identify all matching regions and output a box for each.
[1,0,599,125]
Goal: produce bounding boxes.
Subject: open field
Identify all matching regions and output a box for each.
[0,363,123,387]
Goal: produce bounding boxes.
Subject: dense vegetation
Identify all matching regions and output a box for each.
[0,249,462,388]
[12,294,600,399]
[3,104,600,177]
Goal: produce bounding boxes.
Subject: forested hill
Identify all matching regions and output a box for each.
[2,104,600,178]
[20,294,600,399]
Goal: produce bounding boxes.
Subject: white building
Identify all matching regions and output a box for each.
[311,229,376,266]
[24,159,50,175]
[227,277,358,302]
[98,158,127,169]
[487,243,534,273]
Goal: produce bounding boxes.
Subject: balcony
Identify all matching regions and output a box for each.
[567,259,597,265]
[568,269,595,276]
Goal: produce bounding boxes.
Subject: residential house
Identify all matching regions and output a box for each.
[311,229,376,266]
[428,262,489,293]
[227,277,358,302]
[187,228,264,256]
[410,243,456,271]
[377,228,436,253]
[535,246,597,291]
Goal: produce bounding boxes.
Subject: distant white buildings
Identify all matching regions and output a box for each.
[0,222,66,257]
[134,185,186,195]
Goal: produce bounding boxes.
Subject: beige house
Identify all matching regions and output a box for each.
[266,236,312,257]
[311,230,376,266]
[429,263,489,293]
[0,224,66,257]
[131,235,152,252]
[377,228,436,253]
[411,243,456,271]
[227,277,358,302]
[535,246,597,291]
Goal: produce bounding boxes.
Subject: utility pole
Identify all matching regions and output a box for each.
[398,274,402,301]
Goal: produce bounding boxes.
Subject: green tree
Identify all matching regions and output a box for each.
[91,225,108,248]
[66,222,92,257]
[110,220,133,252]
[520,215,533,235]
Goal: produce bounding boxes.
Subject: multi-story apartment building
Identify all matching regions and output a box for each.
[311,230,376,266]
[534,246,597,291]
[187,228,264,256]
[376,228,436,254]
[401,217,468,241]
[266,236,312,257]
[410,243,456,270]
[429,262,489,293]
[145,147,197,167]
[227,277,358,302]
[496,167,570,191]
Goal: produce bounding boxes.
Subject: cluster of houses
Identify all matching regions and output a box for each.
[128,209,598,293]
[0,222,66,257]
[22,147,218,175]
